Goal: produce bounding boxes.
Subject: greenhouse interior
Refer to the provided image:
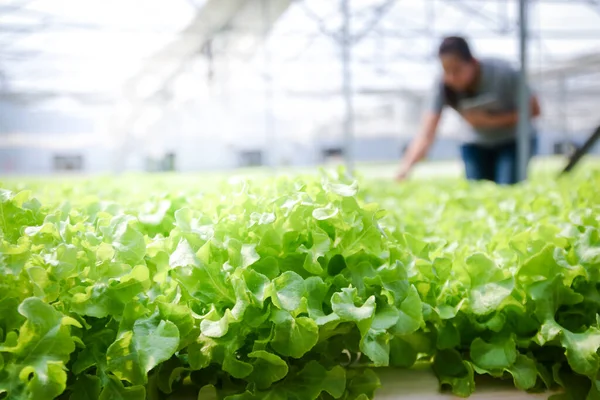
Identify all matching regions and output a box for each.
[1,0,600,399]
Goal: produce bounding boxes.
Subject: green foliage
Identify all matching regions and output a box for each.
[1,169,600,399]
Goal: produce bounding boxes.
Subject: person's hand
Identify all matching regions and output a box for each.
[461,110,494,128]
[395,166,410,182]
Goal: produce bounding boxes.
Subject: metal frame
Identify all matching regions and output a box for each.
[341,0,354,174]
[560,125,600,174]
[262,0,277,168]
[516,0,530,181]
[3,0,600,75]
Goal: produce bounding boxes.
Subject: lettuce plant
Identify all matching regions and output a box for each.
[0,170,599,399]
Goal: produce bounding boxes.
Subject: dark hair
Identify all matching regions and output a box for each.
[438,36,474,61]
[438,36,475,108]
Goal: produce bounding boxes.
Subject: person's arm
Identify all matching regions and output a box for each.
[397,112,442,180]
[462,95,541,128]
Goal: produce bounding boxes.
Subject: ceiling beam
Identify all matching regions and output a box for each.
[447,0,513,33]
[0,90,114,105]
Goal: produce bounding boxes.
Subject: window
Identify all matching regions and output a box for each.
[239,150,262,167]
[163,153,176,171]
[145,153,177,172]
[53,155,83,171]
[553,141,576,155]
[322,147,343,162]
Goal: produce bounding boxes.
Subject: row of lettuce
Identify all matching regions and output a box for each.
[1,171,600,399]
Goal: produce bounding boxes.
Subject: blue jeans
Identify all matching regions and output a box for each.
[460,138,536,185]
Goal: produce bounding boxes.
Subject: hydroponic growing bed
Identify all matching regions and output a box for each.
[1,168,599,400]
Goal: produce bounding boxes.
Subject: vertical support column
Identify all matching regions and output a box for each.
[558,72,568,145]
[517,0,531,182]
[341,0,355,175]
[262,0,276,169]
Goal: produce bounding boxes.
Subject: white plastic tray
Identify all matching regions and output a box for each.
[375,367,552,399]
[170,366,555,399]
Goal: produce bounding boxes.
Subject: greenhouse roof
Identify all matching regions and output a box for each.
[2,1,600,105]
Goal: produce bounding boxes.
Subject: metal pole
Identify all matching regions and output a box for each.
[558,72,568,143]
[341,0,355,175]
[262,0,276,170]
[517,0,531,182]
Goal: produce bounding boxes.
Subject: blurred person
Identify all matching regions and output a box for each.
[397,36,541,184]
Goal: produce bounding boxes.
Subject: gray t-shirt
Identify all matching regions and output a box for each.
[428,57,535,147]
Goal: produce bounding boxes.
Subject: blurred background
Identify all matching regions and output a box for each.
[1,0,599,175]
